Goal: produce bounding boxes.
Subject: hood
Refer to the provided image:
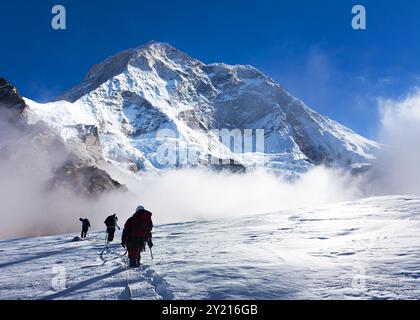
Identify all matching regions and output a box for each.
[134,209,152,218]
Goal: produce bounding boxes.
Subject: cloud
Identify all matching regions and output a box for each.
[3,86,420,240]
[0,114,363,240]
[369,89,420,194]
[118,167,361,225]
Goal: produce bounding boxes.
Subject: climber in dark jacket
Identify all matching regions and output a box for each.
[104,214,120,243]
[79,218,91,239]
[121,206,153,268]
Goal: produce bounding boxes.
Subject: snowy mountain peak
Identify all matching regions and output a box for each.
[60,41,202,103]
[27,42,380,177]
[85,41,196,81]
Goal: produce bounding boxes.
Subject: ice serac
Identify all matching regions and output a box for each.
[28,41,379,176]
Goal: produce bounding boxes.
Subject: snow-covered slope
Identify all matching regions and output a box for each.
[1,195,420,300]
[24,42,379,177]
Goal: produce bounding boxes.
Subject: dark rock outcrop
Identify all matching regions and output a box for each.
[199,157,247,173]
[50,163,126,197]
[0,77,27,122]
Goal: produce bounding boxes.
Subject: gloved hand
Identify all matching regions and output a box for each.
[147,240,153,248]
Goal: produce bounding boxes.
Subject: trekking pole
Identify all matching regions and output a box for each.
[149,246,154,260]
[104,232,109,248]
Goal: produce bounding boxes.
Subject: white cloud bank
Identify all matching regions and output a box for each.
[370,89,420,195]
[2,88,420,240]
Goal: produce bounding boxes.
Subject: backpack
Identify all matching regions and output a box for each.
[128,211,153,239]
[104,215,115,227]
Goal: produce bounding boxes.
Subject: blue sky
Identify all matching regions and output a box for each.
[1,0,419,138]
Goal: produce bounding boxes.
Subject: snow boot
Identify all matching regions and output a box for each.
[129,258,138,268]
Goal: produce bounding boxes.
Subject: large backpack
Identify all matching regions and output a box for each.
[129,211,153,239]
[104,215,114,227]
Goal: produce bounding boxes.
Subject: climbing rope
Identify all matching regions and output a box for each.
[123,255,133,300]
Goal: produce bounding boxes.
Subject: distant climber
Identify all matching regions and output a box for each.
[121,206,153,268]
[79,218,91,239]
[104,214,120,244]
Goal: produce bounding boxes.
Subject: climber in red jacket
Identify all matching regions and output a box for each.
[121,206,153,268]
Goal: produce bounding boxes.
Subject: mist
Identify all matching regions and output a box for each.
[0,110,363,240]
[0,161,364,240]
[369,89,420,195]
[2,89,420,240]
[120,167,362,224]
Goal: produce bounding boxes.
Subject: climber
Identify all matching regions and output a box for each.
[79,218,91,239]
[121,206,153,268]
[104,214,120,244]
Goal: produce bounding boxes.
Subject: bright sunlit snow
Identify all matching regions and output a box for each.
[1,195,419,300]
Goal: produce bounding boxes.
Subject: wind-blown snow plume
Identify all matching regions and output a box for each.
[0,124,362,239]
[371,90,420,195]
[5,84,419,239]
[0,107,124,239]
[0,109,73,238]
[120,167,362,224]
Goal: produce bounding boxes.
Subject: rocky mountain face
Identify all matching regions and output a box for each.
[50,163,125,196]
[0,78,124,197]
[6,41,380,183]
[0,78,26,109]
[0,78,27,122]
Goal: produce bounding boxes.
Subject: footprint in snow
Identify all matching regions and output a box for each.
[335,252,356,256]
[310,237,330,240]
[140,267,174,300]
